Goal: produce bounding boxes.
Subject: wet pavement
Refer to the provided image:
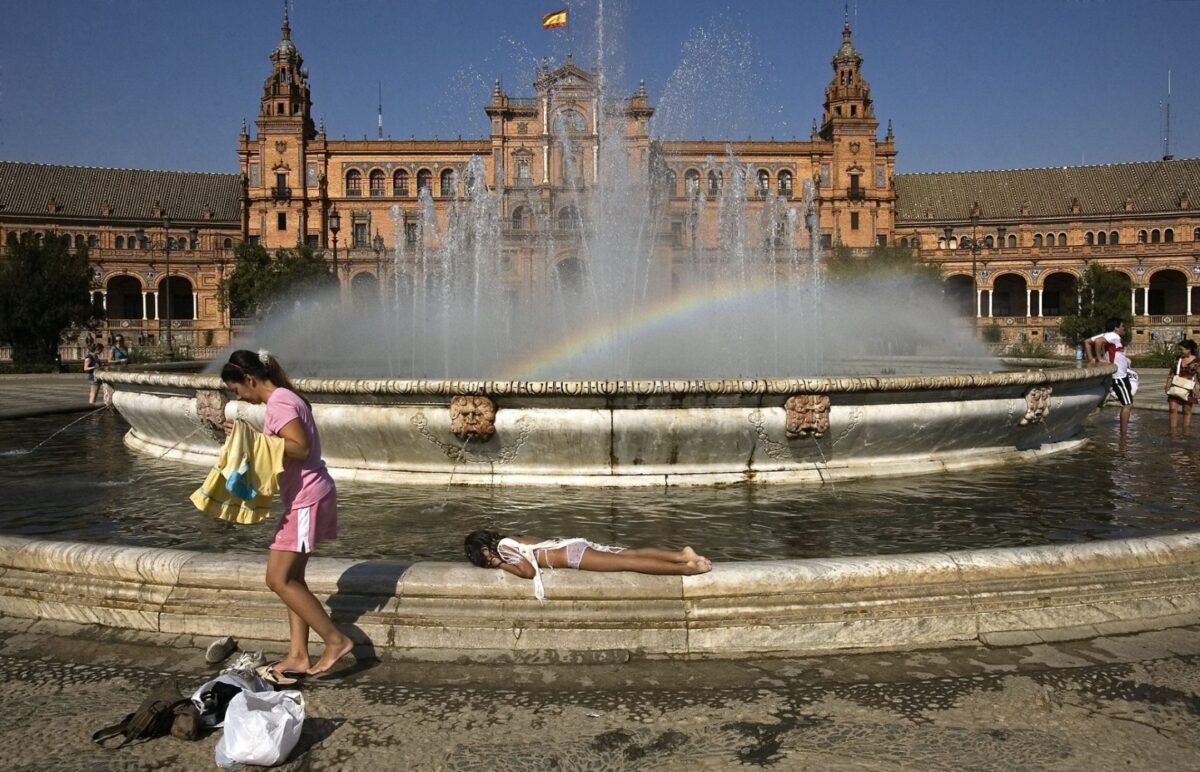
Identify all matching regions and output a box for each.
[1,617,1197,770]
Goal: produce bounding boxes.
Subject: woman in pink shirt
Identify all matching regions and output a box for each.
[221,349,351,680]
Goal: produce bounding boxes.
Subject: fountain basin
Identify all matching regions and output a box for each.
[99,361,1113,486]
[1,532,1196,660]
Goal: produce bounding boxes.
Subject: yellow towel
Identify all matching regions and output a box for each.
[190,419,285,524]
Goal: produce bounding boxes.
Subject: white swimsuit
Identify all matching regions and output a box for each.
[496,537,624,601]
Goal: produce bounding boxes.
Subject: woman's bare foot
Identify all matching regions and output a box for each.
[680,546,699,563]
[684,557,712,574]
[308,633,353,676]
[273,654,311,676]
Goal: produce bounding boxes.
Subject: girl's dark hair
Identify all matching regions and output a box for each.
[221,349,309,406]
[464,530,504,567]
[1180,339,1199,356]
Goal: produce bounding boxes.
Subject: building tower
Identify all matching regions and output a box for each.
[818,13,895,247]
[240,7,316,248]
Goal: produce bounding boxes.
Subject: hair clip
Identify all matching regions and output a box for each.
[258,349,270,365]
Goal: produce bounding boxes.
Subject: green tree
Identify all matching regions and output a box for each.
[217,242,337,319]
[823,244,943,284]
[1058,263,1132,345]
[0,233,98,366]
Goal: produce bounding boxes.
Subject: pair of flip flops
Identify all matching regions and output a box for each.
[255,662,308,686]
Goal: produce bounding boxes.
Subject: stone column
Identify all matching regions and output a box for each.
[151,292,159,320]
[976,289,983,318]
[988,291,994,317]
[1142,286,1150,315]
[192,292,199,320]
[1188,286,1194,316]
[1025,288,1031,317]
[100,291,107,312]
[1131,288,1137,315]
[1038,290,1044,317]
[141,291,149,320]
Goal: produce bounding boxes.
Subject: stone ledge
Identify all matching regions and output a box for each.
[0,533,1197,661]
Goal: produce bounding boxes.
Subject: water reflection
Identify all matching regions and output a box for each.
[0,410,1196,562]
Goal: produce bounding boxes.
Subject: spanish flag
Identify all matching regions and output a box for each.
[543,8,567,29]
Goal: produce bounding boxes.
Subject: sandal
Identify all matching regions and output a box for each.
[255,663,303,686]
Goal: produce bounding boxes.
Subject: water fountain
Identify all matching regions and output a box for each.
[4,7,1188,662]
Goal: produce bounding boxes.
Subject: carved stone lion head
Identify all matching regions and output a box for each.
[450,395,497,441]
[784,394,831,439]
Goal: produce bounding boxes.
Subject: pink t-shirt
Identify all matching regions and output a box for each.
[262,387,335,511]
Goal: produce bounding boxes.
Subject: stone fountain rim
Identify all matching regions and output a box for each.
[0,530,1196,661]
[99,359,1114,397]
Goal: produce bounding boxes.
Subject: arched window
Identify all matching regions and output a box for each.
[115,235,125,249]
[1110,231,1119,245]
[1151,229,1161,243]
[223,238,233,248]
[1138,229,1147,243]
[708,171,720,195]
[416,168,432,192]
[393,169,409,196]
[1085,232,1094,245]
[345,169,362,196]
[1007,234,1017,248]
[554,109,587,134]
[1194,227,1200,241]
[756,169,770,196]
[440,169,455,197]
[511,206,532,231]
[778,170,793,197]
[558,205,580,231]
[684,169,700,194]
[663,169,677,196]
[1058,232,1068,245]
[369,169,385,197]
[1164,228,1174,243]
[516,158,530,180]
[899,237,909,248]
[1033,234,1043,247]
[88,234,98,248]
[1097,231,1107,245]
[73,234,84,249]
[984,235,994,248]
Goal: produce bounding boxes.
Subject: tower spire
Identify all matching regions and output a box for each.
[377,81,383,139]
[281,0,291,40]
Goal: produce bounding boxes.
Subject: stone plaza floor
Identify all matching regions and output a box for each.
[0,616,1197,770]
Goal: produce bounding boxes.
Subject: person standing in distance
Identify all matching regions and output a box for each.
[1085,318,1133,434]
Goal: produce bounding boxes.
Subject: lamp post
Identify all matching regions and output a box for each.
[372,231,384,299]
[329,207,341,280]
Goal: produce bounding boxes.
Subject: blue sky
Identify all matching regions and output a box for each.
[1,1,1197,174]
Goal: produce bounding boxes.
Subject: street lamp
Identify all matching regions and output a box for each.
[329,207,341,278]
[137,216,195,357]
[372,231,384,298]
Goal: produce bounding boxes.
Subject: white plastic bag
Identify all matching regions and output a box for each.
[215,689,305,768]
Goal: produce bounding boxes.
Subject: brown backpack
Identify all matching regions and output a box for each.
[92,679,194,748]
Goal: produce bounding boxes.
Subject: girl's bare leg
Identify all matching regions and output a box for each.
[619,547,696,563]
[1184,403,1193,431]
[1169,400,1180,431]
[578,549,711,575]
[266,550,352,675]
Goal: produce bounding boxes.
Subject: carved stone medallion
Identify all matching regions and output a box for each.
[1020,386,1052,426]
[450,395,497,441]
[195,388,229,441]
[784,394,831,439]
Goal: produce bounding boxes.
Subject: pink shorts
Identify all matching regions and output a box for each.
[270,491,338,553]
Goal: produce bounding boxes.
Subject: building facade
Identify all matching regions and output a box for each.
[3,12,1197,353]
[0,162,241,351]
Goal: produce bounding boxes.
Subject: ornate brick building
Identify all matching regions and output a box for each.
[240,13,895,307]
[3,12,1197,353]
[0,162,241,350]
